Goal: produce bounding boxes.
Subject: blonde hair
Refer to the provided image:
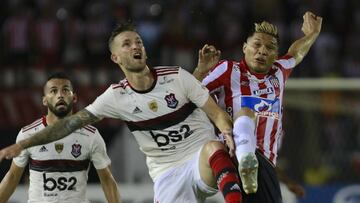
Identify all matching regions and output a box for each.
[254,21,279,39]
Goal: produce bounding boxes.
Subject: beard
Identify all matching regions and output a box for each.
[48,101,73,118]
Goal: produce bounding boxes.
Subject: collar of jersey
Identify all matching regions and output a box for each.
[126,67,158,94]
[42,115,48,126]
[240,59,269,79]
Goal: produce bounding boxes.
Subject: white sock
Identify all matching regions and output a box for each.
[233,116,256,160]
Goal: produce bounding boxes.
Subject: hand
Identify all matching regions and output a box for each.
[196,44,221,75]
[0,144,23,163]
[221,129,235,157]
[286,181,306,198]
[301,11,322,36]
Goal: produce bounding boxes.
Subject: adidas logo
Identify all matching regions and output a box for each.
[132,107,142,114]
[230,183,241,191]
[39,146,48,152]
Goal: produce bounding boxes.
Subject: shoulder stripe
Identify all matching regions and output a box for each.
[83,126,96,133]
[156,67,179,74]
[157,71,179,76]
[29,158,90,172]
[86,125,97,131]
[125,102,197,131]
[154,67,179,71]
[22,118,42,132]
[22,122,43,133]
[112,84,123,89]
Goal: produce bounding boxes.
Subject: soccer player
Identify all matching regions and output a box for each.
[0,73,121,203]
[194,11,322,202]
[0,24,243,202]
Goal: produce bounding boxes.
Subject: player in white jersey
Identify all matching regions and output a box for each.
[194,11,322,203]
[0,24,244,202]
[0,73,121,203]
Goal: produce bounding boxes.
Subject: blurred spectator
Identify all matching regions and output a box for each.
[83,1,111,66]
[32,1,62,66]
[2,4,33,66]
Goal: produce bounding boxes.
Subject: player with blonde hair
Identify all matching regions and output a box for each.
[195,11,322,202]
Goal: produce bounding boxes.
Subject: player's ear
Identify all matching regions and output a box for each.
[243,42,247,54]
[111,54,119,64]
[42,96,48,107]
[73,93,78,104]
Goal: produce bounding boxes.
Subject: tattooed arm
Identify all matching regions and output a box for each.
[0,109,101,162]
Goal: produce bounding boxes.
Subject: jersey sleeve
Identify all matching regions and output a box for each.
[201,60,228,93]
[178,68,209,107]
[90,130,111,170]
[13,130,30,167]
[275,55,296,80]
[86,86,120,119]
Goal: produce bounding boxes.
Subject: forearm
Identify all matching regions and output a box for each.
[19,109,99,149]
[101,179,121,203]
[193,67,208,81]
[0,171,21,203]
[212,111,233,133]
[287,32,319,65]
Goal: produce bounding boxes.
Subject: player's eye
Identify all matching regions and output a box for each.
[253,43,261,47]
[266,45,276,50]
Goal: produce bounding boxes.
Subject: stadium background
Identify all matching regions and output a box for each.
[0,0,359,202]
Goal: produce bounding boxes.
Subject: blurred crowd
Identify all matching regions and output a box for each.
[1,0,359,78]
[0,0,359,186]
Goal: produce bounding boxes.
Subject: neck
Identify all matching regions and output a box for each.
[124,65,154,91]
[46,112,71,125]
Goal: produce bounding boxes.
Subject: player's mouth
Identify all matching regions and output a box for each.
[133,53,142,60]
[56,100,67,108]
[254,58,266,65]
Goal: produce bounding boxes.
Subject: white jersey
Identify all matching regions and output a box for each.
[14,116,111,203]
[86,67,216,181]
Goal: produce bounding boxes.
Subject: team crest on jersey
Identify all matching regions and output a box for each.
[71,143,82,158]
[269,77,280,87]
[148,100,158,112]
[164,93,178,109]
[55,143,64,153]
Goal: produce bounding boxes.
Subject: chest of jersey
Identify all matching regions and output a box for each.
[228,68,285,114]
[28,129,93,161]
[116,76,189,122]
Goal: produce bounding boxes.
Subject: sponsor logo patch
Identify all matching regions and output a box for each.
[55,143,64,154]
[148,100,158,112]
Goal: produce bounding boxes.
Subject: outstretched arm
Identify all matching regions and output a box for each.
[193,44,221,81]
[200,96,235,157]
[0,162,25,203]
[287,11,322,65]
[0,109,101,162]
[97,166,122,203]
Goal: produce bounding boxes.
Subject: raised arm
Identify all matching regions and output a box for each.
[193,44,221,81]
[0,109,101,162]
[287,11,322,65]
[200,96,235,157]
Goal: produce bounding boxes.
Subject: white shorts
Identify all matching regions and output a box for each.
[153,148,218,203]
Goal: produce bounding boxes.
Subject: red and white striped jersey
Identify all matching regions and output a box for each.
[86,67,216,181]
[202,56,296,165]
[14,116,111,203]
